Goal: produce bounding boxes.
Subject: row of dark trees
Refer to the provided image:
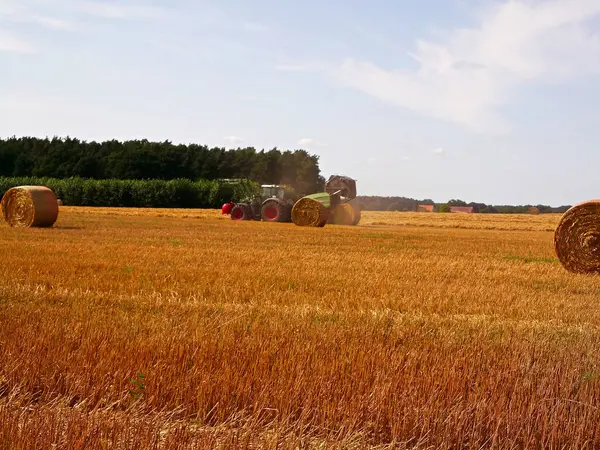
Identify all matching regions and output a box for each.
[0,136,324,195]
[0,136,572,212]
[356,196,572,214]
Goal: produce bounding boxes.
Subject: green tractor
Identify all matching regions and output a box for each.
[222,183,298,222]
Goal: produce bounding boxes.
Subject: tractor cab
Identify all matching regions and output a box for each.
[260,185,286,201]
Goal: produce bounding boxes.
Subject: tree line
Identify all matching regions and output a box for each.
[356,196,572,214]
[0,136,323,195]
[0,136,572,213]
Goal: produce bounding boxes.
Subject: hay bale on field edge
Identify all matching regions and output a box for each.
[0,186,59,228]
[554,199,600,274]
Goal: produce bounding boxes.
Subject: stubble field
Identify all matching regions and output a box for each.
[2,207,600,449]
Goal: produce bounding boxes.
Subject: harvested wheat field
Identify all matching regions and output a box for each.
[3,207,600,449]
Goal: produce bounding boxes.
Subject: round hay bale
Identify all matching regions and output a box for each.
[328,203,355,226]
[292,195,330,227]
[554,200,600,274]
[57,199,63,206]
[0,186,59,228]
[350,201,361,226]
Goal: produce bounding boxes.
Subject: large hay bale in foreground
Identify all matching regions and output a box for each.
[292,193,331,227]
[554,200,600,274]
[0,186,59,228]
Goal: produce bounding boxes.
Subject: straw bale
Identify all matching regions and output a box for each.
[350,200,361,226]
[292,194,330,227]
[0,186,59,228]
[328,203,355,226]
[554,200,600,274]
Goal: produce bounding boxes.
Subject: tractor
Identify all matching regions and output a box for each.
[222,183,298,222]
[222,175,360,225]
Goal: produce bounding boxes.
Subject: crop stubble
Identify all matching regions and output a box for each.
[1,208,600,448]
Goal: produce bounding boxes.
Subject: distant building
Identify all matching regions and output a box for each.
[450,206,474,214]
[417,204,434,212]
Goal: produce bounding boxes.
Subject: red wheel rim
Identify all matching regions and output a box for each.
[231,208,244,220]
[264,206,279,220]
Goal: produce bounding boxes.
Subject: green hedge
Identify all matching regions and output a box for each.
[0,177,258,208]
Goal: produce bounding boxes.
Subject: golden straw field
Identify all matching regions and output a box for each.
[3,207,600,449]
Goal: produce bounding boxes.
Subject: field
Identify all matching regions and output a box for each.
[2,207,600,449]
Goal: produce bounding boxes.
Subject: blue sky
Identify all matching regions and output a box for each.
[1,0,600,205]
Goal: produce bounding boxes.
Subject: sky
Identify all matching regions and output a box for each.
[1,0,600,206]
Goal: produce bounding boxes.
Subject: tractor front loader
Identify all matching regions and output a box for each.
[324,175,361,226]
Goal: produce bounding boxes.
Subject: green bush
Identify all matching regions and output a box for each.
[0,177,257,209]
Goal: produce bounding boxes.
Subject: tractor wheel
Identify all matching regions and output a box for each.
[261,199,287,222]
[230,204,252,220]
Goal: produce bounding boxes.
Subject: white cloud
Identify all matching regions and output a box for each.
[78,1,165,20]
[29,15,72,30]
[275,62,327,72]
[224,135,244,145]
[297,138,326,148]
[0,31,35,53]
[242,21,268,32]
[432,147,444,155]
[14,14,73,30]
[276,63,309,72]
[325,0,600,133]
[0,1,72,31]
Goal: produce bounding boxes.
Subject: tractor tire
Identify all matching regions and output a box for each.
[261,199,289,222]
[230,203,252,221]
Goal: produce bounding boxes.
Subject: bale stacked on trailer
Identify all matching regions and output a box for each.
[291,192,331,227]
[554,200,600,274]
[0,186,59,228]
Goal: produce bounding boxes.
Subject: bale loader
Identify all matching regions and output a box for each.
[292,175,361,227]
[324,175,361,225]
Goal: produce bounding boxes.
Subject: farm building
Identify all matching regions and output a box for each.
[417,204,434,212]
[450,206,474,214]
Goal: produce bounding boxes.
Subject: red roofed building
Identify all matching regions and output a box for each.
[417,204,434,212]
[450,206,474,214]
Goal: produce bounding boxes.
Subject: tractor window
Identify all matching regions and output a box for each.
[261,186,285,199]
